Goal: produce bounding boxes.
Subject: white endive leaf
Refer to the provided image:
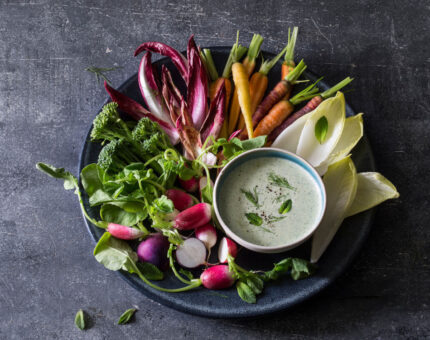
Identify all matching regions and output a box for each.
[315,113,364,175]
[271,113,309,152]
[346,172,399,217]
[310,156,357,263]
[296,92,346,168]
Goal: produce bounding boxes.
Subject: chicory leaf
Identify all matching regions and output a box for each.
[117,308,136,325]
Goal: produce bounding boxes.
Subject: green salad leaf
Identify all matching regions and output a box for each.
[117,308,136,325]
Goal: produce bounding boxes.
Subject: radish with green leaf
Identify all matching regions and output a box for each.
[137,234,170,270]
[195,223,217,250]
[107,223,147,240]
[174,203,212,230]
[218,237,238,263]
[166,189,194,211]
[200,265,236,289]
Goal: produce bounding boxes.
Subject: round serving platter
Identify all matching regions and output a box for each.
[79,47,375,318]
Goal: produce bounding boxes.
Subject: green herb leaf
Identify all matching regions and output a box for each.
[273,194,288,203]
[279,199,292,214]
[86,66,122,85]
[291,258,315,280]
[267,215,287,223]
[93,232,138,272]
[74,309,85,330]
[245,213,263,226]
[152,195,174,213]
[117,308,136,325]
[268,172,296,190]
[200,179,213,204]
[315,116,329,144]
[245,275,264,295]
[241,186,260,208]
[136,262,164,281]
[236,281,256,304]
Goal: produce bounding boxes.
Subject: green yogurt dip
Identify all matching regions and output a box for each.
[218,156,322,247]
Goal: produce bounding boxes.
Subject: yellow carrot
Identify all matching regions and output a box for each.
[232,62,253,138]
[228,34,263,134]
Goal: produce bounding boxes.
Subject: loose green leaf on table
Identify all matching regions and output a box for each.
[117,308,136,325]
[74,309,86,330]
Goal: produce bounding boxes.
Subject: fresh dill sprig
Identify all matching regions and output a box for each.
[268,172,296,191]
[85,66,123,85]
[241,186,260,208]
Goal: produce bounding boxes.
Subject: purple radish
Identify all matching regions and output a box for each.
[174,203,212,230]
[175,238,207,268]
[166,189,194,211]
[218,237,238,263]
[200,265,236,289]
[137,234,170,270]
[107,223,145,240]
[195,223,217,249]
[179,177,199,193]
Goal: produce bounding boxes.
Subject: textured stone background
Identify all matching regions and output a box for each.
[0,0,429,339]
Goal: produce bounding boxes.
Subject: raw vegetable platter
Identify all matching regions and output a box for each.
[79,48,375,318]
[38,30,398,319]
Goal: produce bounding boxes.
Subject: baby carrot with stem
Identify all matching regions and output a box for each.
[281,27,299,80]
[253,79,321,137]
[228,34,264,134]
[204,43,247,138]
[267,77,353,143]
[238,59,307,139]
[237,44,289,130]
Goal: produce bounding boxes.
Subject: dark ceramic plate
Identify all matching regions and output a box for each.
[79,47,375,318]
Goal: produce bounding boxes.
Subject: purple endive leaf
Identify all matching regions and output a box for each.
[135,42,188,82]
[187,34,198,63]
[104,81,180,145]
[138,52,172,123]
[187,38,208,131]
[201,80,226,143]
[161,65,183,107]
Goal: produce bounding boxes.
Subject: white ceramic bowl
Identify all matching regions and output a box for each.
[213,148,327,253]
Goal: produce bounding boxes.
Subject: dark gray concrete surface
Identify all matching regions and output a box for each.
[0,0,429,339]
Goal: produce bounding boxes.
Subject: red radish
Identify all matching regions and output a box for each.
[218,237,238,263]
[137,234,170,270]
[174,203,212,230]
[107,223,145,240]
[166,189,193,211]
[175,238,207,268]
[195,224,217,249]
[179,177,199,193]
[200,265,236,289]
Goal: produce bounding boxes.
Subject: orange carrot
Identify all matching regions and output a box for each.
[253,78,321,137]
[236,44,288,130]
[228,34,263,134]
[281,27,298,80]
[238,59,307,139]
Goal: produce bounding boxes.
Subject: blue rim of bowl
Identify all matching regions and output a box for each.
[213,147,327,253]
[78,46,377,318]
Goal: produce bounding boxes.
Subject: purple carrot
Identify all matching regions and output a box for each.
[200,80,226,144]
[104,81,180,145]
[134,41,188,82]
[138,52,172,123]
[187,36,208,130]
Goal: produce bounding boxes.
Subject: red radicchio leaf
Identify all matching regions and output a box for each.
[201,80,226,144]
[228,130,242,141]
[187,42,208,131]
[135,42,188,82]
[138,52,172,124]
[104,81,180,145]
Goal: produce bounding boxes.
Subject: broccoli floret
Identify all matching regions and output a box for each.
[91,102,132,142]
[97,139,143,173]
[132,118,172,155]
